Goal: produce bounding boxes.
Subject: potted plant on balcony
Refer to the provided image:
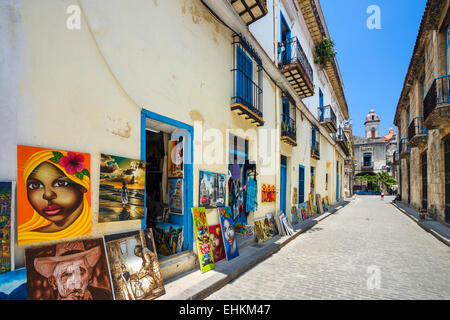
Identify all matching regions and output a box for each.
[281,121,288,134]
[314,38,337,68]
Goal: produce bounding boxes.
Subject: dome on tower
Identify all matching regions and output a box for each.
[365,109,380,124]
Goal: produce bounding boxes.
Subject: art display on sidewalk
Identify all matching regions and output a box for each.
[192,207,215,273]
[262,185,275,203]
[218,207,239,260]
[0,268,27,300]
[292,206,299,225]
[306,200,313,217]
[99,153,146,223]
[323,196,329,211]
[300,203,307,220]
[17,145,91,245]
[280,212,294,236]
[254,217,272,244]
[292,187,298,205]
[316,194,324,214]
[168,140,184,178]
[168,178,183,215]
[0,182,14,273]
[208,224,225,263]
[266,212,279,236]
[25,238,113,300]
[152,222,183,257]
[245,224,255,237]
[104,229,165,300]
[199,171,226,208]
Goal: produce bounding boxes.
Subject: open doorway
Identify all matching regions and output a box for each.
[142,111,193,261]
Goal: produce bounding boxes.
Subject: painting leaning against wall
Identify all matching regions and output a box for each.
[99,153,146,223]
[0,182,14,273]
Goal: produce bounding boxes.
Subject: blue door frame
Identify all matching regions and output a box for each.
[298,165,305,205]
[280,156,287,214]
[280,12,291,65]
[141,109,194,251]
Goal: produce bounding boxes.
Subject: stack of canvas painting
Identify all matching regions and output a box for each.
[104,229,165,300]
[99,154,146,223]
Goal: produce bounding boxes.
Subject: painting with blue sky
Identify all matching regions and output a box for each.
[0,268,27,300]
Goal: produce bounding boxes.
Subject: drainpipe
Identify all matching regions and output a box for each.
[274,0,280,214]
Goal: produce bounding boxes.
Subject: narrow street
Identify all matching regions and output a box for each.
[206,196,450,300]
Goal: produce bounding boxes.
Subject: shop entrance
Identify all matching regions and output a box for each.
[141,110,193,260]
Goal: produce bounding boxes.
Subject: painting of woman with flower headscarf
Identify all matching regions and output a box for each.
[17,145,91,245]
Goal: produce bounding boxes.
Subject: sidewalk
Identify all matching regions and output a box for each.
[391,201,450,247]
[157,200,350,300]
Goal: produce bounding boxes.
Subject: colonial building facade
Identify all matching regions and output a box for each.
[0,0,350,282]
[393,0,450,223]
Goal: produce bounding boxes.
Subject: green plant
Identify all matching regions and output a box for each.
[314,38,337,68]
[281,121,288,133]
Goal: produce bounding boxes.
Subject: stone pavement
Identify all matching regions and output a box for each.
[157,201,348,300]
[206,196,450,300]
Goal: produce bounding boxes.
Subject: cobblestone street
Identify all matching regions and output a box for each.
[206,196,450,300]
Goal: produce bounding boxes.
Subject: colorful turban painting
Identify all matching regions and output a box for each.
[17,145,91,245]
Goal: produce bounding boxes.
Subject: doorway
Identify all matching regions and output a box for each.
[280,155,287,214]
[421,152,428,210]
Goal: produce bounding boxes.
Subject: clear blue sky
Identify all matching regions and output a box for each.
[320,0,427,137]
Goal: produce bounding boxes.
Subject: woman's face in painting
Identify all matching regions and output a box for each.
[223,220,235,247]
[26,162,86,225]
[210,232,221,251]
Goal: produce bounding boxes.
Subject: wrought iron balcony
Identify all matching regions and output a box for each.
[399,138,411,159]
[361,161,374,170]
[281,114,297,146]
[278,37,314,98]
[311,133,320,160]
[408,116,427,148]
[231,34,264,127]
[423,75,450,129]
[230,0,268,25]
[318,105,337,133]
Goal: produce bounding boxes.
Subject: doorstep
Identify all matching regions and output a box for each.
[391,201,450,247]
[157,201,349,300]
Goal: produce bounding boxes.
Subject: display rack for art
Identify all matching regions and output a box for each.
[99,153,146,223]
[199,171,226,208]
[0,182,14,273]
[104,229,165,300]
[192,207,215,273]
[17,145,92,245]
[218,207,239,260]
[25,238,113,300]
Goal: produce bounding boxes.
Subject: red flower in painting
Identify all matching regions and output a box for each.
[59,152,85,175]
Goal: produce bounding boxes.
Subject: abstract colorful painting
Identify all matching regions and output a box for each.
[266,212,279,236]
[300,203,307,220]
[168,178,183,215]
[152,222,183,257]
[25,238,113,300]
[0,182,13,273]
[99,153,145,223]
[168,140,183,178]
[292,206,299,225]
[17,145,91,245]
[323,196,329,211]
[218,207,239,260]
[208,225,225,263]
[254,218,272,244]
[0,268,27,300]
[292,187,298,205]
[261,185,276,203]
[104,229,165,300]
[192,207,215,273]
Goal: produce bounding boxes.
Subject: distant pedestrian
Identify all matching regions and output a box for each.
[380,190,384,200]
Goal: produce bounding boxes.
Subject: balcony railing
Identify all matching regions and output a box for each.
[232,68,263,117]
[278,37,314,98]
[408,116,426,140]
[281,114,297,146]
[319,105,337,132]
[423,75,450,128]
[399,138,411,158]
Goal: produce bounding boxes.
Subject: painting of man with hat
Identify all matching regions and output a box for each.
[25,239,113,300]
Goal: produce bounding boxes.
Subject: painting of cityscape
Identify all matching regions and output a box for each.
[168,178,183,215]
[99,153,146,223]
[152,222,183,257]
[0,182,13,273]
[0,268,27,300]
[199,171,226,208]
[104,229,165,300]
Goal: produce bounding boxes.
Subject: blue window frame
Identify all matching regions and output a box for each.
[298,165,305,204]
[280,12,291,65]
[236,46,253,107]
[319,88,324,107]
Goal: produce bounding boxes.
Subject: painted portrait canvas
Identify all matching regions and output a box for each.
[104,229,165,300]
[25,238,113,300]
[152,222,183,257]
[0,182,14,273]
[168,178,183,215]
[192,207,215,273]
[17,145,91,246]
[208,224,225,263]
[0,268,27,300]
[218,207,239,260]
[99,153,146,223]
